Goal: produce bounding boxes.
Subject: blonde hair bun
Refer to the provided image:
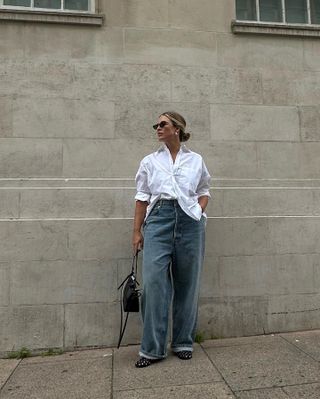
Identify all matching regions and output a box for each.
[161,111,191,142]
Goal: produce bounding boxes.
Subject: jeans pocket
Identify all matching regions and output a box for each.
[201,214,207,227]
[149,204,160,217]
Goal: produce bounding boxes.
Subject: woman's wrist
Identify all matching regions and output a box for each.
[198,195,209,213]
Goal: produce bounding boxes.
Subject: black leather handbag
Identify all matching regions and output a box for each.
[117,253,140,348]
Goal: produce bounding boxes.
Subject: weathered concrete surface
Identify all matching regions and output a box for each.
[12,97,115,139]
[1,0,320,352]
[299,106,320,141]
[1,186,319,219]
[280,330,320,361]
[0,359,19,389]
[113,344,222,391]
[0,263,10,307]
[0,139,63,177]
[262,69,320,106]
[217,34,305,71]
[205,336,320,391]
[0,355,112,398]
[210,104,300,141]
[168,0,235,33]
[0,305,64,352]
[124,28,217,67]
[1,331,320,399]
[10,260,119,305]
[1,215,320,350]
[171,66,263,104]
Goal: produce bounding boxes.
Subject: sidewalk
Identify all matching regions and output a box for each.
[0,330,320,399]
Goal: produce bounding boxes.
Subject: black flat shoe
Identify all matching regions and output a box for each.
[175,350,192,360]
[135,357,159,368]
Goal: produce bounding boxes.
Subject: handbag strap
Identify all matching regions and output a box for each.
[118,252,139,290]
[117,295,129,349]
[117,251,139,348]
[131,251,138,274]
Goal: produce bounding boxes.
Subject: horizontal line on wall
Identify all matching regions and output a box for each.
[214,187,320,190]
[214,178,320,181]
[2,178,320,182]
[0,187,136,190]
[1,187,320,190]
[1,215,320,222]
[0,178,136,181]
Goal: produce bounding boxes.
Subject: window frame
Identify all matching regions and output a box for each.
[236,0,319,26]
[0,0,95,13]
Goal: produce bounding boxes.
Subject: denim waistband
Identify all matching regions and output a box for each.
[155,199,178,207]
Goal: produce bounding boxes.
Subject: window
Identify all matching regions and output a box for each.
[236,0,257,20]
[235,0,320,25]
[0,0,94,12]
[260,0,282,22]
[285,0,308,23]
[311,0,320,23]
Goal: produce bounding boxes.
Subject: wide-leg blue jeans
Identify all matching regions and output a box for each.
[139,199,206,359]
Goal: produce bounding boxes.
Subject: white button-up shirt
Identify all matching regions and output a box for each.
[135,144,211,221]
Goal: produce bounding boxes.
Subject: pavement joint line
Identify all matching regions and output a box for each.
[200,343,237,397]
[0,358,22,395]
[235,380,320,393]
[110,349,114,399]
[113,380,227,393]
[63,303,66,349]
[279,334,320,364]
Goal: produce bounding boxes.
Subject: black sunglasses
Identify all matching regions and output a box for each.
[153,121,170,130]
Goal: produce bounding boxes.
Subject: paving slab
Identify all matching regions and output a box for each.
[283,382,320,398]
[235,387,289,399]
[113,344,223,391]
[0,357,112,399]
[280,330,320,361]
[113,382,235,399]
[203,336,320,391]
[0,359,19,389]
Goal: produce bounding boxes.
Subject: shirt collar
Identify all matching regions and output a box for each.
[157,144,190,153]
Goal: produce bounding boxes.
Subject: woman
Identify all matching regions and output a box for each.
[132,111,211,368]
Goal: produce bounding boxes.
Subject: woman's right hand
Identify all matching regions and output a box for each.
[132,230,144,254]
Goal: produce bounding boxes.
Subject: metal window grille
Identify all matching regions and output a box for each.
[236,0,320,25]
[0,0,94,12]
[310,0,320,24]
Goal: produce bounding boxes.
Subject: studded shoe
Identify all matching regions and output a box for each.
[175,350,192,360]
[135,357,159,368]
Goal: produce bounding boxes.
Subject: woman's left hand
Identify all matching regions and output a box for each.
[198,195,209,213]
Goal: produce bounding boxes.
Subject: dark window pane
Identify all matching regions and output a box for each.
[311,0,320,24]
[236,0,257,20]
[285,0,308,23]
[3,0,30,6]
[64,0,89,11]
[260,0,283,22]
[34,0,61,9]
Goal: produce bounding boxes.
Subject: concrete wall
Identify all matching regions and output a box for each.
[1,0,320,354]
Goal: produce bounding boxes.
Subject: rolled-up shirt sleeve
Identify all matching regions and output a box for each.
[135,161,151,202]
[196,160,211,198]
